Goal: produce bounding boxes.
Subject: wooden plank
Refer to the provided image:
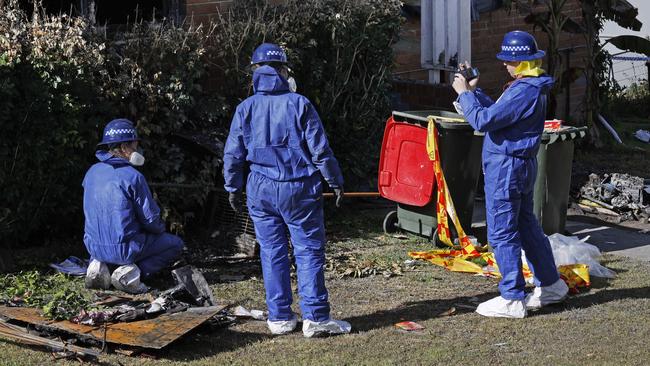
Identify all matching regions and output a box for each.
[0,305,225,349]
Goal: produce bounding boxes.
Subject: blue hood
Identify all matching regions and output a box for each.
[513,75,554,93]
[95,150,130,168]
[253,65,290,94]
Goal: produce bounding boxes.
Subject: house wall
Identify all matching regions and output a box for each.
[185,0,232,26]
[185,0,286,25]
[185,1,588,121]
[393,0,588,122]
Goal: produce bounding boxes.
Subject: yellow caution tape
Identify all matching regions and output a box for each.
[423,116,479,255]
[559,264,591,293]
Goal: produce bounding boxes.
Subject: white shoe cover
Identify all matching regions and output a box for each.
[267,315,298,335]
[476,296,527,318]
[302,318,352,338]
[111,264,149,294]
[525,278,569,309]
[85,259,111,290]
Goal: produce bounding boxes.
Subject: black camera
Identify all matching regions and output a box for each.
[458,67,480,81]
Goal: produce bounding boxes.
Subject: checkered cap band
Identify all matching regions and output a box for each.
[502,45,531,52]
[105,128,136,137]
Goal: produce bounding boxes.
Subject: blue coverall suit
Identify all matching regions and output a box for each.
[82,151,184,278]
[223,65,344,322]
[457,76,560,300]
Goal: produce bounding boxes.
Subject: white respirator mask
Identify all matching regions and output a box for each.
[287,77,297,93]
[129,151,145,166]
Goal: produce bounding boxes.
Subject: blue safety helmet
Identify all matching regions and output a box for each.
[251,43,287,65]
[496,31,545,62]
[98,119,139,146]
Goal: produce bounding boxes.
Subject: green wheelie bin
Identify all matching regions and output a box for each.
[533,126,588,234]
[379,110,484,241]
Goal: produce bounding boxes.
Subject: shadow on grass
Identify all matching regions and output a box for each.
[154,327,272,361]
[344,277,648,327]
[344,294,494,332]
[529,285,650,317]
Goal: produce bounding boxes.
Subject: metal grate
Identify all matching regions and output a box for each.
[214,191,258,256]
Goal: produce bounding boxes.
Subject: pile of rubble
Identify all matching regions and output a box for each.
[579,173,650,222]
[0,266,239,360]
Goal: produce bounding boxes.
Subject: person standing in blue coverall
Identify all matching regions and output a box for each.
[452,31,569,318]
[223,43,351,337]
[83,119,184,293]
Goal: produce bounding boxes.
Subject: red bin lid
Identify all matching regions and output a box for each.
[377,117,435,206]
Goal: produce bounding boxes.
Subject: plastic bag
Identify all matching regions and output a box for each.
[547,233,616,278]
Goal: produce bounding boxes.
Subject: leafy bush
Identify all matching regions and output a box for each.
[605,80,650,118]
[0,7,107,244]
[0,271,90,319]
[210,0,402,188]
[0,0,401,245]
[0,4,223,244]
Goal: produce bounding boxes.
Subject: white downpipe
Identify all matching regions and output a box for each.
[420,0,472,84]
[421,0,433,69]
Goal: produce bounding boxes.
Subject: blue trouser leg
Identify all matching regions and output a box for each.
[484,154,526,301]
[247,173,293,321]
[135,232,184,278]
[485,154,561,299]
[518,190,560,287]
[280,176,329,322]
[486,193,526,300]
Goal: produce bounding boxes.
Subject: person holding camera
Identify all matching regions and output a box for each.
[451,31,568,318]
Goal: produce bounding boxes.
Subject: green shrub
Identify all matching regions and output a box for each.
[0,271,90,320]
[0,0,401,245]
[211,0,402,188]
[0,4,223,244]
[605,80,650,118]
[0,8,107,244]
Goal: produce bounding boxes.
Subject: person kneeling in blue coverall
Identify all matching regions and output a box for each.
[451,31,569,318]
[223,43,351,337]
[82,119,184,294]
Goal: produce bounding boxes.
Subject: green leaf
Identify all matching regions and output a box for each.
[606,35,650,56]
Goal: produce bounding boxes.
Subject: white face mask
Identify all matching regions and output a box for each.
[287,77,297,93]
[129,151,145,166]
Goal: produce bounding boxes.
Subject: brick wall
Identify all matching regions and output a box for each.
[471,1,587,121]
[391,79,457,111]
[185,0,232,26]
[185,0,287,25]
[393,0,588,122]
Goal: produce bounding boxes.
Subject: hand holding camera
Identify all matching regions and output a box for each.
[452,61,480,95]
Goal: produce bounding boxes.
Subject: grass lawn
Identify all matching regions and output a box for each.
[2,205,650,365]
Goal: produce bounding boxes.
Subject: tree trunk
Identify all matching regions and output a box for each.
[544,0,568,119]
[581,0,603,147]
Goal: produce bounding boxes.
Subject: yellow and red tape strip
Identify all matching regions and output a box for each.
[407,117,589,292]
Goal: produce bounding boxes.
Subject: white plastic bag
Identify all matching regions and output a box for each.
[547,233,616,278]
[634,129,650,143]
[111,264,149,294]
